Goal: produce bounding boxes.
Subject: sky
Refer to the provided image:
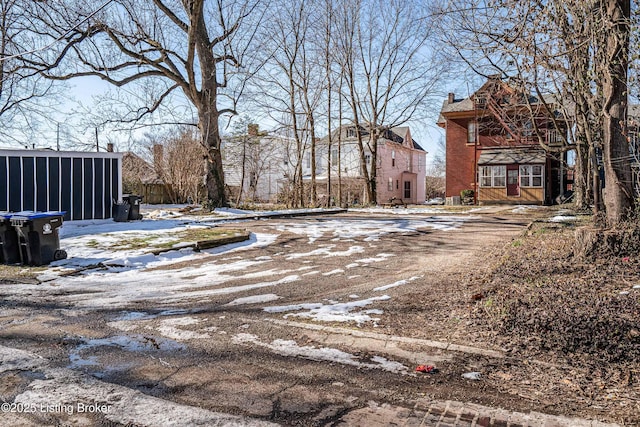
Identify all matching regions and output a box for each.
[55,77,450,166]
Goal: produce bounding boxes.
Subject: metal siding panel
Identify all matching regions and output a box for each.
[94,159,104,219]
[22,157,35,211]
[8,156,22,211]
[72,158,83,220]
[0,157,7,211]
[111,158,119,200]
[83,158,93,219]
[61,158,72,221]
[48,157,60,211]
[104,159,112,219]
[36,157,48,211]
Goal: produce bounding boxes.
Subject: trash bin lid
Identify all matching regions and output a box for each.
[9,211,67,220]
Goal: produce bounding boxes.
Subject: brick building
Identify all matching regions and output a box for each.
[437,76,570,205]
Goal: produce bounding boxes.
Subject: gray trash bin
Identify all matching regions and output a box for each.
[124,195,143,220]
[0,212,20,264]
[113,202,131,222]
[10,211,67,266]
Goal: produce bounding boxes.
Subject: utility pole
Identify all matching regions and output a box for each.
[95,127,99,152]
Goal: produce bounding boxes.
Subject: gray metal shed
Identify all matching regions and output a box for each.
[0,149,123,221]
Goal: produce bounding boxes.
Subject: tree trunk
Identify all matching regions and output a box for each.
[236,137,246,206]
[307,104,317,207]
[205,146,226,207]
[600,0,634,225]
[197,95,226,207]
[367,126,378,205]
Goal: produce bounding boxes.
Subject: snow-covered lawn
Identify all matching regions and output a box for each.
[7,209,469,314]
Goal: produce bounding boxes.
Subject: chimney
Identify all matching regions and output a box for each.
[106,143,114,153]
[153,144,164,171]
[448,93,455,104]
[247,123,259,136]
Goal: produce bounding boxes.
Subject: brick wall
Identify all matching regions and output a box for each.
[445,120,477,198]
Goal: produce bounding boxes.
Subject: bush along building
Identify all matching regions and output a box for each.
[438,76,571,205]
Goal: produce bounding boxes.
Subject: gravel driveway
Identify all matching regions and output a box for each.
[0,210,617,426]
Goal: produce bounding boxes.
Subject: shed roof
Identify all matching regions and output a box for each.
[478,149,546,165]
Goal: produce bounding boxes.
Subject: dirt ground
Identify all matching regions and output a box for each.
[0,208,638,426]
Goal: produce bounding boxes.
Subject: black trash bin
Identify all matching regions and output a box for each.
[10,211,68,266]
[113,202,131,222]
[0,212,20,264]
[124,195,143,220]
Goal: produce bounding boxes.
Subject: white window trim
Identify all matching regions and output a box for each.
[519,164,544,188]
[479,165,506,188]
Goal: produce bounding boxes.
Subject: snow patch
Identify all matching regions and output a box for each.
[373,276,422,291]
[226,294,280,306]
[157,317,212,340]
[285,245,365,260]
[274,217,469,243]
[549,215,577,223]
[356,253,395,264]
[232,334,409,374]
[264,295,391,324]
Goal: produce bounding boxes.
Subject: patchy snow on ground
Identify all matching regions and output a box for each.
[511,205,543,214]
[373,276,422,291]
[226,294,281,307]
[68,334,185,370]
[2,208,471,318]
[156,317,214,340]
[1,344,274,426]
[322,269,345,276]
[284,245,365,260]
[351,207,445,215]
[355,253,395,264]
[549,215,578,223]
[264,295,391,324]
[232,333,409,375]
[274,217,469,243]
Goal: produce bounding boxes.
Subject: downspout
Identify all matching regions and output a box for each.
[474,102,479,205]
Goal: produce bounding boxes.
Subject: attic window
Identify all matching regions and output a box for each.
[346,128,356,138]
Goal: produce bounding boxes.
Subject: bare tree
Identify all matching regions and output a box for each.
[223,118,281,204]
[334,0,371,203]
[250,0,317,207]
[435,0,635,224]
[598,0,635,223]
[336,0,443,204]
[31,0,263,207]
[158,128,206,204]
[0,0,63,147]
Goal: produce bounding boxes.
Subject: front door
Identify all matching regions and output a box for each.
[404,181,411,199]
[507,164,519,196]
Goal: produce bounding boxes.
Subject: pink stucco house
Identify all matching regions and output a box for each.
[319,125,427,204]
